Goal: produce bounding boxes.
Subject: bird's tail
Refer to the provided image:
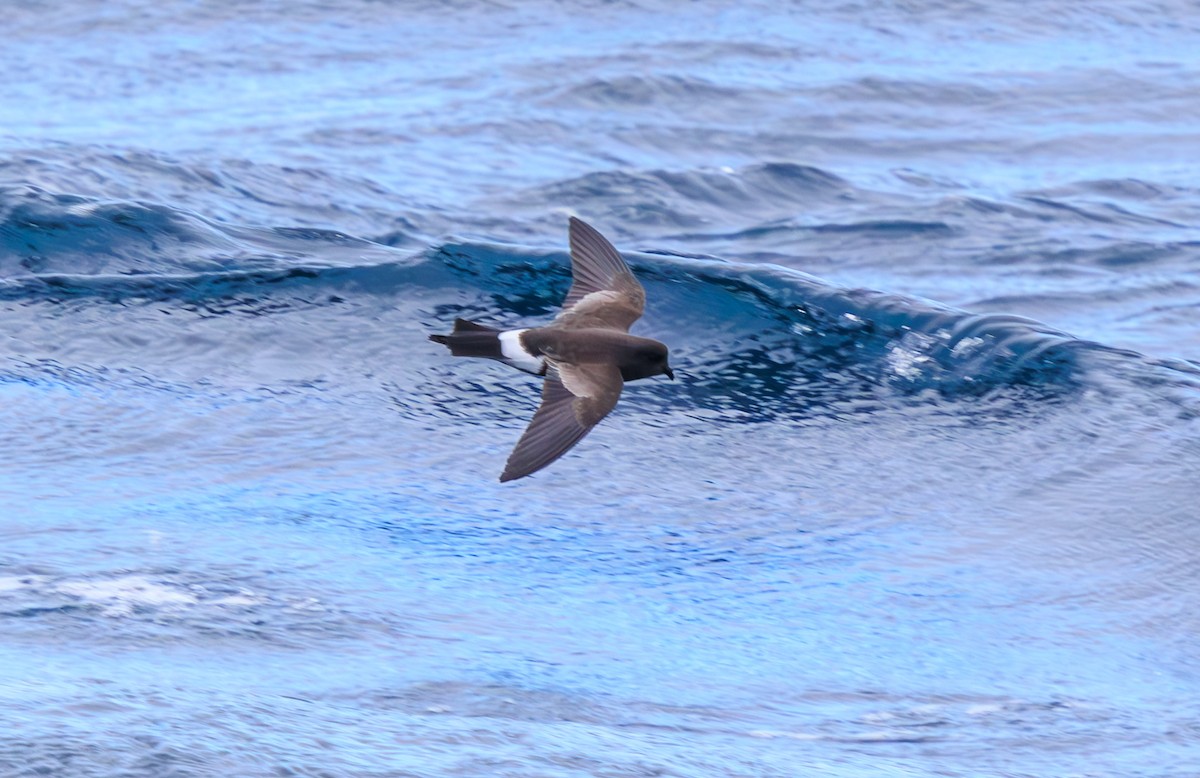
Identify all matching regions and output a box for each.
[429,318,504,359]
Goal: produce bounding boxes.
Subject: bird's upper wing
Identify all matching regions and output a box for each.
[499,361,624,482]
[555,217,646,332]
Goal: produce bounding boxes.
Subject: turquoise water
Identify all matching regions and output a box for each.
[2,2,1199,776]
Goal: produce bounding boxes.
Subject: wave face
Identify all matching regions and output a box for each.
[4,2,1200,776]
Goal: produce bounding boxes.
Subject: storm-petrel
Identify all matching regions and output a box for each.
[430,217,674,482]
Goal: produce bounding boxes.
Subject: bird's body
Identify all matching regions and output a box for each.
[521,328,670,381]
[429,217,674,482]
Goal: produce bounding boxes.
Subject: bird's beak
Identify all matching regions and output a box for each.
[664,367,675,380]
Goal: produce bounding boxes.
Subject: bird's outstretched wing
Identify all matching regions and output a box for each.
[555,217,646,332]
[499,362,623,482]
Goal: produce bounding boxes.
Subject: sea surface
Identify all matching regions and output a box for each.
[2,2,1199,776]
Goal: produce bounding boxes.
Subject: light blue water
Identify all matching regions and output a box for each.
[2,2,1200,776]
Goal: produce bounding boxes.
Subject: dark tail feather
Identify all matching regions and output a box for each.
[429,318,504,359]
[450,318,500,334]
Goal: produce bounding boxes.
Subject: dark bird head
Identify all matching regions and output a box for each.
[649,341,675,381]
[622,339,674,382]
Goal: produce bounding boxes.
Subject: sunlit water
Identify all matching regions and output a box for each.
[2,2,1200,776]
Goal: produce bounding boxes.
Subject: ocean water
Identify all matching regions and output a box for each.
[2,1,1199,776]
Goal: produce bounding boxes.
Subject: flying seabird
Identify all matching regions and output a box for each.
[430,217,674,482]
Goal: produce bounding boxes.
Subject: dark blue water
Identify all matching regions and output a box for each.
[3,2,1200,776]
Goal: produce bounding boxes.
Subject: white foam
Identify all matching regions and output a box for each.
[0,576,39,593]
[211,591,261,607]
[55,575,198,616]
[3,572,264,617]
[951,335,986,357]
[887,331,935,379]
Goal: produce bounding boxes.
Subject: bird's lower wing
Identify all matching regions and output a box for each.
[499,363,623,482]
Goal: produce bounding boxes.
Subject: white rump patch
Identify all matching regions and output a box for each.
[499,329,543,374]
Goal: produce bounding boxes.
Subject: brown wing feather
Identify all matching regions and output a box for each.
[499,362,623,482]
[556,217,645,332]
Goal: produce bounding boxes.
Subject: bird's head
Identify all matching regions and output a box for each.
[647,342,674,381]
[622,339,675,382]
[643,340,672,379]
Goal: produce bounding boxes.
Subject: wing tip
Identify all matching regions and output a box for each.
[568,215,603,243]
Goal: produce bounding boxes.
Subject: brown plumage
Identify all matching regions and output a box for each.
[429,217,674,482]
